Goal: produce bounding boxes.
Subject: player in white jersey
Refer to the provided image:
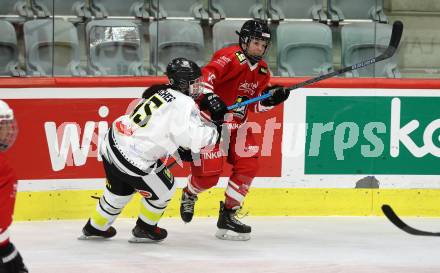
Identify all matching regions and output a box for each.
[79,58,228,243]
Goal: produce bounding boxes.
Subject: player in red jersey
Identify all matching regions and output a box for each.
[0,100,28,273]
[179,19,290,241]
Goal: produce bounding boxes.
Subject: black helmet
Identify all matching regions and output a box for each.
[166,58,202,98]
[237,19,271,63]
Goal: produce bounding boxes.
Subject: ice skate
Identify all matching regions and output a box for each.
[180,190,198,223]
[78,219,116,240]
[215,201,251,241]
[128,219,168,243]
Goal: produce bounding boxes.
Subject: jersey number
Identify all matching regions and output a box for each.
[130,95,164,127]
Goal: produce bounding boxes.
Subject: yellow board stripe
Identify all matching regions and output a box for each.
[13,188,440,221]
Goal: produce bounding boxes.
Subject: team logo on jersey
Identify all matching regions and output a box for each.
[214,56,231,67]
[137,190,153,198]
[233,96,250,119]
[235,52,246,64]
[238,80,259,96]
[259,67,268,75]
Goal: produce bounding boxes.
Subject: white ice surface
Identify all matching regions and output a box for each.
[9,217,440,273]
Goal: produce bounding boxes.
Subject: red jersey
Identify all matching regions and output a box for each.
[0,154,15,186]
[0,153,17,236]
[201,45,272,123]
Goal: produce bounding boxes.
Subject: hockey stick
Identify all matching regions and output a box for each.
[382,204,440,236]
[166,159,178,169]
[227,20,404,111]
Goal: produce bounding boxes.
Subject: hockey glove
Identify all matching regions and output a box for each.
[177,147,194,162]
[0,242,28,273]
[200,93,228,123]
[260,85,290,107]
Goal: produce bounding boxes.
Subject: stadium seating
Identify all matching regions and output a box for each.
[28,0,50,18]
[24,19,85,76]
[90,0,151,19]
[0,0,33,20]
[208,0,266,20]
[341,22,400,78]
[212,20,243,52]
[276,22,333,77]
[149,20,204,74]
[86,19,146,76]
[1,1,413,78]
[268,0,327,22]
[0,21,24,76]
[32,0,93,19]
[328,0,388,23]
[150,0,209,19]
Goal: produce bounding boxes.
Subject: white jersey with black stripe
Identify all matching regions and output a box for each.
[101,87,218,173]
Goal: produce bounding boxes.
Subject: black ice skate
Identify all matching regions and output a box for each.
[128,218,168,243]
[180,191,198,223]
[215,201,251,241]
[78,219,116,240]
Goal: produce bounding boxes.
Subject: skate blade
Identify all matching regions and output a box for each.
[128,236,164,243]
[78,234,113,240]
[215,229,251,241]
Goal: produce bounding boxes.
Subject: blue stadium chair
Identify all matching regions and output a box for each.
[0,21,25,76]
[208,0,266,20]
[0,0,33,20]
[150,0,208,19]
[268,0,327,22]
[328,0,388,23]
[277,22,333,77]
[86,19,147,76]
[24,19,85,76]
[32,0,92,19]
[341,23,400,78]
[149,20,204,74]
[212,20,243,52]
[90,0,154,19]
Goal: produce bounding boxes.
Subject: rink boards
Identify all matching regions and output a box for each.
[1,77,440,219]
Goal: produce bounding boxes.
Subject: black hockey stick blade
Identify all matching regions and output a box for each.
[378,20,403,60]
[382,204,440,236]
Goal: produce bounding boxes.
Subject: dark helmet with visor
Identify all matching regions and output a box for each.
[237,19,271,63]
[166,57,203,99]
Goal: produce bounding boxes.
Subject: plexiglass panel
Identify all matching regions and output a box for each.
[0,0,439,78]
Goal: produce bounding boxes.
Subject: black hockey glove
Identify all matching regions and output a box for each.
[177,147,194,162]
[199,93,228,123]
[260,85,290,107]
[0,243,28,273]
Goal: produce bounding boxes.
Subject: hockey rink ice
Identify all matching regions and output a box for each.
[9,216,440,273]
